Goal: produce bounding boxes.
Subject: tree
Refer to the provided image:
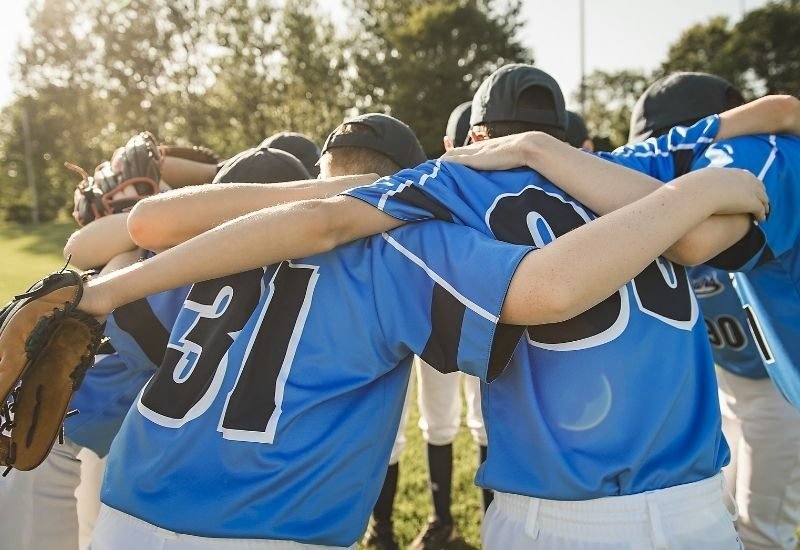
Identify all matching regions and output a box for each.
[659,16,742,88]
[727,0,800,95]
[345,0,533,155]
[660,1,800,97]
[578,69,651,150]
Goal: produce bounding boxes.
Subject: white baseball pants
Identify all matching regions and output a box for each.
[482,474,742,549]
[89,505,356,550]
[718,368,800,550]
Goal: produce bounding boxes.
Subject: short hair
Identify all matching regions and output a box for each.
[472,87,567,141]
[319,123,402,177]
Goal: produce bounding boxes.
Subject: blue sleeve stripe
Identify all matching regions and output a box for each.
[381,232,499,323]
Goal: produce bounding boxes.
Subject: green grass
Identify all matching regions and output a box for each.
[0,222,76,303]
[372,377,484,549]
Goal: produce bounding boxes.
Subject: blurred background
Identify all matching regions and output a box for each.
[0,0,797,225]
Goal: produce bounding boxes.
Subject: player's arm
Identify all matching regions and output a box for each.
[78,167,766,321]
[716,94,800,140]
[63,213,139,270]
[445,132,753,265]
[127,173,380,250]
[80,195,404,316]
[159,156,218,188]
[500,167,768,325]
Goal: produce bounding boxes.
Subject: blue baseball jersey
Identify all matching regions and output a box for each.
[689,265,767,379]
[100,222,529,546]
[346,160,728,501]
[604,119,800,408]
[65,284,189,456]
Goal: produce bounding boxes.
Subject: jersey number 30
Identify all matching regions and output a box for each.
[488,185,697,350]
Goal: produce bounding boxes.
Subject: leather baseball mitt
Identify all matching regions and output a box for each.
[0,269,103,473]
[69,131,162,226]
[159,144,222,166]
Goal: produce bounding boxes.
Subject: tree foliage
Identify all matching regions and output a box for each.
[580,0,800,150]
[345,0,532,154]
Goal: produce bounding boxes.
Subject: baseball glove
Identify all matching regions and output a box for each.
[69,131,162,226]
[0,269,103,474]
[159,144,222,166]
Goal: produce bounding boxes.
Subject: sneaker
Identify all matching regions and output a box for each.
[362,518,400,550]
[407,517,457,550]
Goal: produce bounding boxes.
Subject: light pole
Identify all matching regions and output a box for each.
[579,0,586,114]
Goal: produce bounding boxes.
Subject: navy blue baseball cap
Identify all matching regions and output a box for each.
[445,101,472,147]
[629,72,744,143]
[213,147,310,184]
[321,113,426,169]
[566,111,590,148]
[259,132,321,177]
[470,64,568,132]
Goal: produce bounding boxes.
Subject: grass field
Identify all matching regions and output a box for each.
[0,221,485,547]
[0,222,77,303]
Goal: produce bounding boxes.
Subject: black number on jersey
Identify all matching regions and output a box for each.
[744,305,775,364]
[704,315,748,351]
[486,185,696,350]
[139,262,319,443]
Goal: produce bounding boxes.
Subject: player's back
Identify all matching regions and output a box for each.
[689,265,766,379]
[347,160,728,500]
[100,221,527,546]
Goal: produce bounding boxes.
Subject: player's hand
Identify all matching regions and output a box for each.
[677,167,769,221]
[440,131,539,170]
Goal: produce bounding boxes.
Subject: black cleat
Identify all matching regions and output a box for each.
[407,517,457,550]
[362,518,400,550]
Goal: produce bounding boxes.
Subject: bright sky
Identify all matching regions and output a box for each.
[0,0,773,109]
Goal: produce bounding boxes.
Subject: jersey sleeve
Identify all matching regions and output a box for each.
[598,115,721,181]
[372,221,531,382]
[693,135,799,267]
[344,159,527,235]
[104,285,191,372]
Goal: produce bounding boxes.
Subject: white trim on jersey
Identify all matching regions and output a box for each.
[219,262,320,443]
[381,232,498,323]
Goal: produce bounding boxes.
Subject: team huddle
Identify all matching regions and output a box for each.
[1,63,799,550]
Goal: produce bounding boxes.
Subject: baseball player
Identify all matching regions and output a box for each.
[0,140,312,550]
[435,65,800,547]
[61,107,767,550]
[626,72,800,550]
[446,71,800,411]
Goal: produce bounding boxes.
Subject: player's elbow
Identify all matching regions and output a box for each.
[127,198,167,251]
[301,197,358,254]
[777,94,800,133]
[662,236,713,266]
[63,231,93,270]
[502,279,584,326]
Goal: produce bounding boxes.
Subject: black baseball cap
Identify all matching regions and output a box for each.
[321,113,426,169]
[628,72,745,144]
[213,147,310,184]
[445,101,472,147]
[566,111,590,148]
[259,132,322,177]
[470,64,568,132]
